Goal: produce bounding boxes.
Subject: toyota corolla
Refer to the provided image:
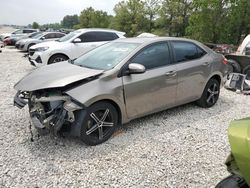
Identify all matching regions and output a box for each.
[14,37,229,145]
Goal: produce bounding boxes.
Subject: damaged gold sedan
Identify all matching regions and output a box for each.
[14,37,228,145]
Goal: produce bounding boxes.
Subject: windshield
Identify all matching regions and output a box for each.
[29,32,42,38]
[58,31,80,42]
[74,42,140,70]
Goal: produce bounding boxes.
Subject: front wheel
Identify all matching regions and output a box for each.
[76,102,118,146]
[48,54,68,64]
[197,78,220,108]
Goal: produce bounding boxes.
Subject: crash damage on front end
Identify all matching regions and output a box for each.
[14,90,82,136]
[13,61,104,138]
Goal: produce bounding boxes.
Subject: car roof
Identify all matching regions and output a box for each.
[114,37,201,44]
[76,28,125,36]
[41,31,65,35]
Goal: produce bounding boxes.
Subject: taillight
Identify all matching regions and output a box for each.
[223,58,228,65]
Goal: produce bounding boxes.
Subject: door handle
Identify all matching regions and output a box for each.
[165,71,177,77]
[203,62,210,66]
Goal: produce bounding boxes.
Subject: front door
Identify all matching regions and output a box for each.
[122,42,177,119]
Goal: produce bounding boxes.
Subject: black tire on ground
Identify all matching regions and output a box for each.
[243,65,250,80]
[76,101,118,146]
[215,174,249,188]
[197,78,220,108]
[228,59,242,73]
[27,43,35,51]
[48,54,68,64]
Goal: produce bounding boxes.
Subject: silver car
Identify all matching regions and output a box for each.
[14,37,229,145]
[16,32,65,52]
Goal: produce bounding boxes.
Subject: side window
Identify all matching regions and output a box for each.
[55,33,65,38]
[131,43,171,69]
[79,32,98,42]
[44,33,56,39]
[96,32,119,41]
[79,32,119,43]
[172,41,207,63]
[23,30,34,33]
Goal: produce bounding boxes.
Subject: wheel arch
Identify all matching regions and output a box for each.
[48,53,69,64]
[90,99,123,126]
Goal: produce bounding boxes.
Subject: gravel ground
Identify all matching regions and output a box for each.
[0,45,250,188]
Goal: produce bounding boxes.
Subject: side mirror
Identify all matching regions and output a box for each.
[73,38,81,43]
[128,63,146,74]
[41,37,45,40]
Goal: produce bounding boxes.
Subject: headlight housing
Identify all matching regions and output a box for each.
[35,47,49,52]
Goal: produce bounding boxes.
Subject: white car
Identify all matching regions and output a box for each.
[0,28,38,41]
[16,32,65,52]
[28,29,126,67]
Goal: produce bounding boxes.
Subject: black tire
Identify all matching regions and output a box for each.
[215,174,249,188]
[197,78,220,108]
[76,102,118,146]
[48,54,68,64]
[243,65,250,80]
[228,59,242,73]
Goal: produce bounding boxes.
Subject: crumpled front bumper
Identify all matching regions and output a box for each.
[14,91,84,136]
[14,91,28,109]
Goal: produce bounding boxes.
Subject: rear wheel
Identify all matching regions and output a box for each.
[48,54,68,64]
[77,102,118,146]
[197,78,220,108]
[228,59,241,73]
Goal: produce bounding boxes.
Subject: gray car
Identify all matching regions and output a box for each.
[16,32,66,52]
[14,37,229,145]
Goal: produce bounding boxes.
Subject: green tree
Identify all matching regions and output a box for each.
[61,15,79,29]
[112,0,147,36]
[186,0,230,43]
[157,0,192,36]
[227,0,250,44]
[78,7,112,28]
[143,0,162,32]
[32,22,39,29]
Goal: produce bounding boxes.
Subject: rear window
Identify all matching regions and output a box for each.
[171,41,207,63]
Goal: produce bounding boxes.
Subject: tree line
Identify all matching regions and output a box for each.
[31,0,250,45]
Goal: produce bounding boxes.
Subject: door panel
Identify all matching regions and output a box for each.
[171,41,212,105]
[123,66,177,119]
[122,42,177,119]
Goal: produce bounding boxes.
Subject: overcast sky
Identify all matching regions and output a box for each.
[0,0,122,25]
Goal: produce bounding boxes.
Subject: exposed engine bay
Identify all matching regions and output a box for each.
[14,90,82,137]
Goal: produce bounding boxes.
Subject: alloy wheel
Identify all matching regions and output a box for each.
[206,83,219,105]
[86,109,114,140]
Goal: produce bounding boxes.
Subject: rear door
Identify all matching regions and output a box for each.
[170,41,211,105]
[123,42,177,119]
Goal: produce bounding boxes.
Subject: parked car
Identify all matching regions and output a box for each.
[0,28,38,41]
[13,31,43,47]
[0,41,3,48]
[14,37,229,145]
[216,117,250,188]
[16,32,65,52]
[28,28,125,67]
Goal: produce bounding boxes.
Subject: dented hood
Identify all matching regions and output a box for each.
[14,61,104,91]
